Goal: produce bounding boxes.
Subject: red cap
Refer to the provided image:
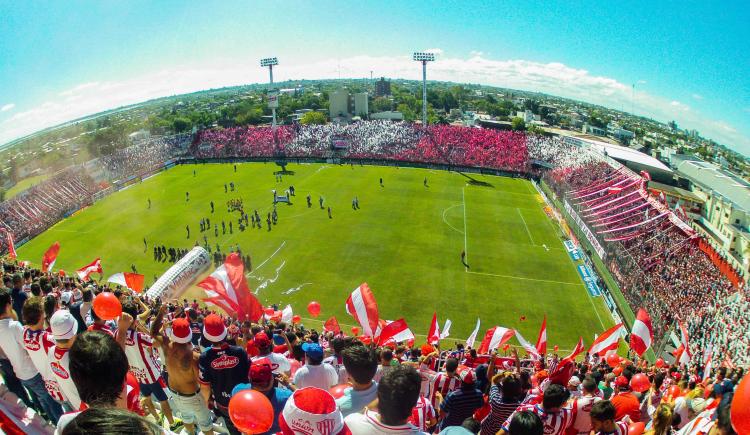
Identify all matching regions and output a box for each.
[249,357,275,384]
[254,332,271,348]
[615,376,630,388]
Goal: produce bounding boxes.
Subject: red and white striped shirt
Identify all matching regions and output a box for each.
[503,404,573,435]
[22,328,65,401]
[409,395,436,432]
[426,372,461,408]
[569,395,602,435]
[594,420,629,435]
[47,345,82,409]
[118,329,162,384]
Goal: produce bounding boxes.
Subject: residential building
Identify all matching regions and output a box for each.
[329,88,350,119]
[354,92,369,117]
[374,77,391,97]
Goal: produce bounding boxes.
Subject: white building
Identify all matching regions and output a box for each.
[515,110,538,123]
[329,88,349,119]
[354,92,369,117]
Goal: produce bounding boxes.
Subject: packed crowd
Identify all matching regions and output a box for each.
[0,169,98,244]
[542,150,746,368]
[100,134,189,182]
[0,260,745,435]
[192,122,529,173]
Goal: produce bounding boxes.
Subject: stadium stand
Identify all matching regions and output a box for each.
[0,122,746,434]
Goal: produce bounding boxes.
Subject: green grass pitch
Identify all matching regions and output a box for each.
[17,162,613,350]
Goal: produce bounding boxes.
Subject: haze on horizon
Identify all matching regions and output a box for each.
[0,0,748,155]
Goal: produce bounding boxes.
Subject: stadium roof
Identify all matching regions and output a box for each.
[563,135,672,172]
[676,158,750,212]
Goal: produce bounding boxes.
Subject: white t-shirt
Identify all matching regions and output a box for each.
[344,409,428,435]
[292,363,338,390]
[48,345,82,409]
[323,354,348,384]
[0,318,39,380]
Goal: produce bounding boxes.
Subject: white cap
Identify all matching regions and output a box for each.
[50,310,78,340]
[568,376,581,387]
[61,291,73,304]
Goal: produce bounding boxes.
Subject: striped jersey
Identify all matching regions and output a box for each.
[569,395,602,435]
[408,395,436,432]
[426,372,461,408]
[47,345,82,409]
[502,404,573,435]
[480,385,521,435]
[22,328,64,401]
[118,329,162,384]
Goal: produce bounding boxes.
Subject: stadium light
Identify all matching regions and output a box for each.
[260,57,279,129]
[413,52,435,126]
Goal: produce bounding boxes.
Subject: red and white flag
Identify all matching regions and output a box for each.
[589,323,625,356]
[702,345,713,382]
[640,170,652,181]
[629,308,653,356]
[324,316,341,335]
[42,241,60,272]
[377,319,415,345]
[344,283,380,337]
[426,312,441,345]
[76,258,102,281]
[608,186,624,195]
[515,330,540,357]
[562,336,586,364]
[4,232,16,260]
[478,326,515,354]
[673,320,691,366]
[466,318,481,349]
[198,252,263,322]
[107,272,145,293]
[535,315,547,355]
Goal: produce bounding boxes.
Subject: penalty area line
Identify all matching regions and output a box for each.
[465,270,582,286]
[463,186,468,271]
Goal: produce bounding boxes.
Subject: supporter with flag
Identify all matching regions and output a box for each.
[629,308,653,357]
[42,241,60,273]
[198,253,263,322]
[76,258,102,281]
[345,283,380,338]
[536,315,547,356]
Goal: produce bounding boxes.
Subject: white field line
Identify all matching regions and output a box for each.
[441,204,464,234]
[463,186,469,271]
[466,270,582,286]
[517,208,536,245]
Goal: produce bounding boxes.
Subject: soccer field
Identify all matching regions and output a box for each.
[17,162,613,350]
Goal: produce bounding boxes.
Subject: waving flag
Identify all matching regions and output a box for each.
[589,323,625,356]
[107,272,145,293]
[324,316,341,335]
[673,320,691,366]
[466,318,481,349]
[607,186,624,195]
[377,319,415,345]
[478,326,515,354]
[198,252,263,322]
[629,308,653,356]
[4,232,16,260]
[440,319,452,340]
[535,315,547,355]
[42,241,60,272]
[515,330,540,357]
[640,170,651,181]
[345,283,380,337]
[76,258,102,281]
[703,345,713,381]
[426,312,441,345]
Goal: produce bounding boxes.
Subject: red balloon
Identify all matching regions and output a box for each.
[58,270,66,277]
[502,344,510,351]
[628,422,645,435]
[667,385,682,399]
[228,389,274,434]
[263,307,275,316]
[307,301,321,318]
[292,315,301,324]
[613,366,623,376]
[553,345,559,352]
[630,373,650,393]
[351,326,359,336]
[731,372,750,434]
[329,384,349,399]
[606,353,621,367]
[655,358,665,368]
[93,292,122,320]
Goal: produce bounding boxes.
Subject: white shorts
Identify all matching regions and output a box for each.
[169,390,213,432]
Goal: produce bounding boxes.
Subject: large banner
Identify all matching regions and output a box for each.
[146,247,211,301]
[564,200,607,260]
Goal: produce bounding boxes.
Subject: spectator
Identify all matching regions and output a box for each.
[589,401,628,435]
[506,411,544,435]
[48,309,83,410]
[569,376,602,435]
[232,357,294,434]
[278,387,350,435]
[480,372,523,435]
[292,342,338,389]
[345,365,427,434]
[439,367,484,430]
[11,274,27,323]
[61,407,164,435]
[253,331,291,375]
[337,345,379,417]
[500,383,572,435]
[611,376,640,422]
[0,288,63,423]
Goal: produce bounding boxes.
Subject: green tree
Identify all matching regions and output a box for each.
[300,111,327,125]
[511,117,526,131]
[371,97,392,113]
[172,117,192,132]
[397,103,417,122]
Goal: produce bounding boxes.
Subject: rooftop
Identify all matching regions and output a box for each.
[677,158,750,212]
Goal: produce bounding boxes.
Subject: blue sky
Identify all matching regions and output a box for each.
[1,0,748,155]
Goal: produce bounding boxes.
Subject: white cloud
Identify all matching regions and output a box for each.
[1,53,748,154]
[470,50,484,57]
[0,103,15,112]
[692,93,704,100]
[637,80,647,85]
[423,48,443,56]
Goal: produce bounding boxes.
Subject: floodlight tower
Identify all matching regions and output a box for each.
[413,52,435,126]
[260,57,279,128]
